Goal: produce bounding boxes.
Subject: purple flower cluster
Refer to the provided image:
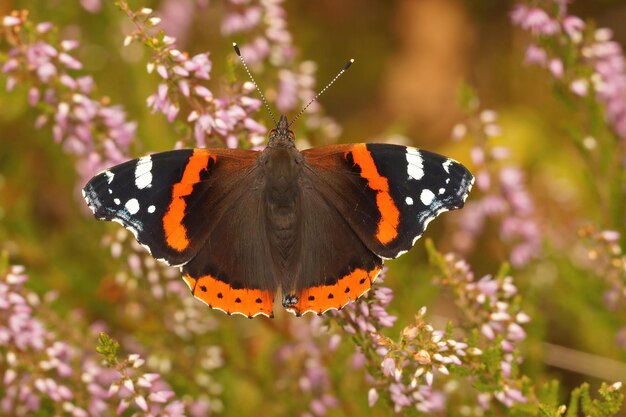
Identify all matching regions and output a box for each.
[221,0,342,138]
[1,13,136,186]
[368,307,478,413]
[325,270,477,413]
[107,230,221,340]
[452,107,540,267]
[222,0,293,67]
[274,318,340,417]
[119,3,267,149]
[332,268,398,333]
[511,2,626,142]
[433,250,530,408]
[0,263,114,416]
[578,226,626,349]
[106,353,186,417]
[2,12,226,415]
[0,260,221,416]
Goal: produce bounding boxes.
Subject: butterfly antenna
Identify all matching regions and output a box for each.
[288,58,354,128]
[233,42,278,127]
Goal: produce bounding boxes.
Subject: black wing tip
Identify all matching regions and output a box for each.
[451,162,475,208]
[82,183,102,216]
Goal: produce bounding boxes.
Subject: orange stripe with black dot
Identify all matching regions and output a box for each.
[285,266,382,316]
[184,274,275,318]
[163,150,216,252]
[346,144,400,244]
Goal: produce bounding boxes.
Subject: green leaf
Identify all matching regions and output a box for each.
[565,385,581,417]
[96,332,120,367]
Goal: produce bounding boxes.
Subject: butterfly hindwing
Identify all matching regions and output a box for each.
[82,148,260,267]
[180,153,384,317]
[302,143,474,259]
[281,181,383,316]
[181,180,278,317]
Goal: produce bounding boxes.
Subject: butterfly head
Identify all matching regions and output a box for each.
[268,115,295,148]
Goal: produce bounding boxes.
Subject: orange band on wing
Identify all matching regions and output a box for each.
[285,266,382,316]
[348,144,400,244]
[163,150,215,252]
[186,274,275,318]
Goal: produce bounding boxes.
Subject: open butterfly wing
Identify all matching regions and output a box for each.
[302,143,474,259]
[83,148,260,266]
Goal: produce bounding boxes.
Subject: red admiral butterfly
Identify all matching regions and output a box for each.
[83,45,473,318]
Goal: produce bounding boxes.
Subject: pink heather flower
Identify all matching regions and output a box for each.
[475,170,491,191]
[368,388,379,407]
[159,0,195,45]
[513,3,626,142]
[521,7,560,35]
[571,78,589,96]
[35,21,53,33]
[524,44,548,65]
[2,16,21,27]
[80,0,101,13]
[381,357,396,376]
[221,6,263,35]
[563,15,585,42]
[548,58,564,78]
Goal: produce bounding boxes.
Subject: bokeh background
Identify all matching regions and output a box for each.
[1,0,626,416]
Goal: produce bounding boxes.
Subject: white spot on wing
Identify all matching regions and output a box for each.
[406,147,424,180]
[135,156,153,189]
[104,170,114,184]
[125,198,140,215]
[114,198,121,205]
[439,188,445,195]
[148,205,156,213]
[420,189,435,206]
[405,196,414,205]
[442,159,452,173]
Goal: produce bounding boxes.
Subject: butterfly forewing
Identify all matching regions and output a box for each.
[302,143,474,259]
[82,148,260,267]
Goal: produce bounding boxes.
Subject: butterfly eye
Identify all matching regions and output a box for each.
[269,129,276,136]
[288,130,295,139]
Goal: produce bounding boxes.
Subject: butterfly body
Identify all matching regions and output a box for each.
[83,115,474,317]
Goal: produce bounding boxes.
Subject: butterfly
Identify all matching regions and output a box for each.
[82,45,473,318]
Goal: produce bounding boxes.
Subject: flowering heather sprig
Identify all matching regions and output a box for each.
[511,2,626,144]
[366,307,478,414]
[332,268,398,334]
[0,260,121,416]
[0,259,198,417]
[222,0,342,138]
[328,270,473,413]
[118,1,268,149]
[451,96,540,267]
[274,318,341,417]
[0,11,136,186]
[97,334,188,416]
[2,12,226,410]
[577,226,626,348]
[427,241,531,409]
[222,0,292,67]
[105,229,221,340]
